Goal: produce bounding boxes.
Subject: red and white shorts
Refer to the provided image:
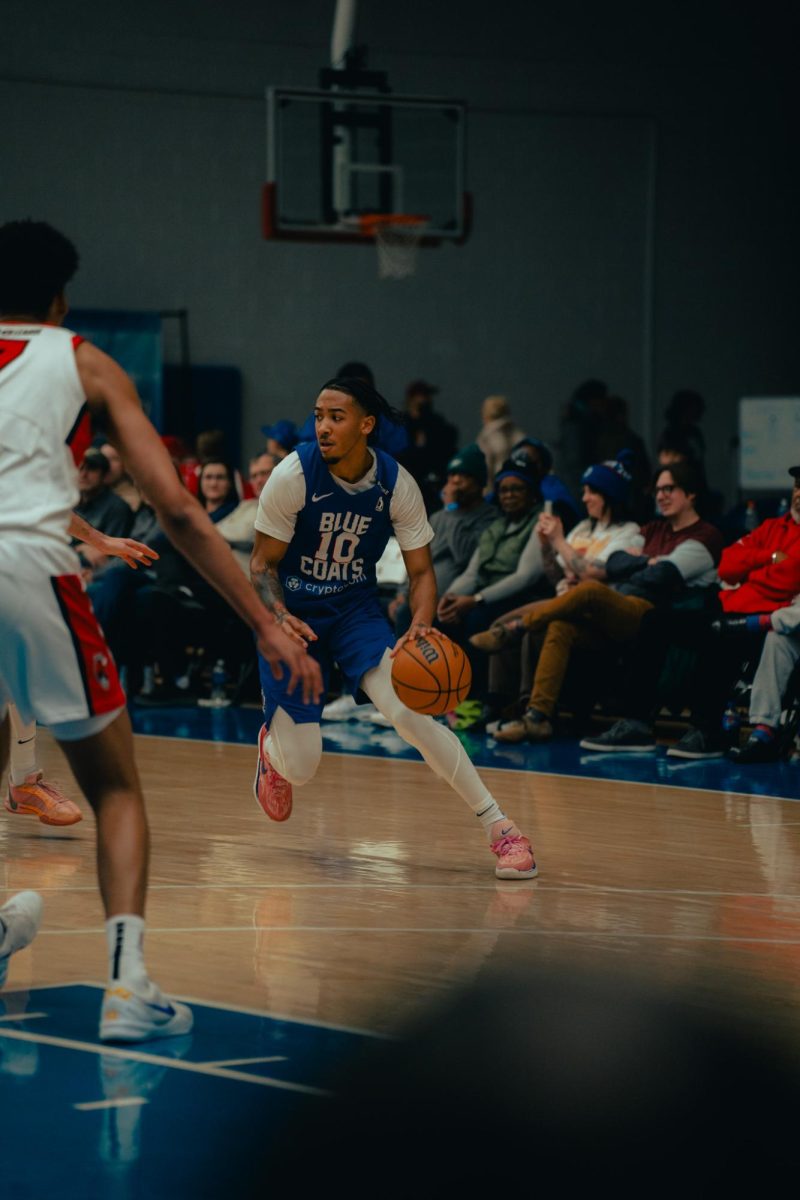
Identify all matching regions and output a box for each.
[0,570,125,738]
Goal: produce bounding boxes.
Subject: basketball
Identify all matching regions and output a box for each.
[391,631,472,716]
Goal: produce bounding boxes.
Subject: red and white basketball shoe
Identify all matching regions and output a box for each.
[253,724,293,822]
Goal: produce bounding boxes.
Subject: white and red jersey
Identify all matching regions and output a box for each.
[0,321,91,575]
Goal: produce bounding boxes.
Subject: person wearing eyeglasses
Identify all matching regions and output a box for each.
[581,462,800,758]
[470,460,723,740]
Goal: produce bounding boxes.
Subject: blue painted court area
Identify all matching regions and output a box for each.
[130,704,800,802]
[1,984,375,1200]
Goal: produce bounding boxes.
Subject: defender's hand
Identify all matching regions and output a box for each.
[100,535,159,570]
[277,612,318,648]
[257,626,323,705]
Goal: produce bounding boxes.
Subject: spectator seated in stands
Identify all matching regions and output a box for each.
[94,461,242,701]
[728,603,800,763]
[260,419,298,462]
[215,452,277,573]
[438,459,548,726]
[579,464,800,759]
[509,437,580,529]
[73,448,134,576]
[724,466,800,763]
[438,459,547,639]
[471,461,722,741]
[655,429,721,525]
[476,395,527,487]
[97,439,141,512]
[393,443,495,637]
[472,454,643,743]
[196,458,239,521]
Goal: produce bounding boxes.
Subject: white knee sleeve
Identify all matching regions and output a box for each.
[266,707,323,786]
[360,652,505,823]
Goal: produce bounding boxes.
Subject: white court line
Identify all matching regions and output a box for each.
[30,925,800,944]
[75,1097,148,1112]
[202,1055,287,1068]
[0,980,386,1039]
[3,882,797,900]
[0,1029,328,1096]
[131,732,800,806]
[318,746,800,804]
[0,1012,47,1022]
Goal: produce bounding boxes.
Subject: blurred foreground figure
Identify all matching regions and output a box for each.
[267,963,799,1192]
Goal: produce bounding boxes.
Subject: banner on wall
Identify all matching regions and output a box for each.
[69,309,163,429]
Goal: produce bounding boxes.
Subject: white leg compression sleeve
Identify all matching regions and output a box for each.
[360,651,507,831]
[8,704,38,784]
[265,707,323,786]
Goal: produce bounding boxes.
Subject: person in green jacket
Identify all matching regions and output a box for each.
[437,459,547,724]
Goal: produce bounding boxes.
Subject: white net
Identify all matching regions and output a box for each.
[370,216,428,280]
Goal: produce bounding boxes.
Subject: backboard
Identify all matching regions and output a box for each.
[263,87,469,243]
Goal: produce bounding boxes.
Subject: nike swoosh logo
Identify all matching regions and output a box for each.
[312,492,334,502]
[148,1001,176,1017]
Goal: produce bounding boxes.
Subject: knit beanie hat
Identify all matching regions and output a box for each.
[447,443,488,487]
[494,458,540,493]
[511,437,553,475]
[581,451,633,501]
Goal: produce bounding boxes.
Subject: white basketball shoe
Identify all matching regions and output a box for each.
[99,980,193,1043]
[0,891,43,989]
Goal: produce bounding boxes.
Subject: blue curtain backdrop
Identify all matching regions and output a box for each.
[70,310,163,429]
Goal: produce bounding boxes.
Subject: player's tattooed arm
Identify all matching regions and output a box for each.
[250,531,318,645]
[252,561,289,620]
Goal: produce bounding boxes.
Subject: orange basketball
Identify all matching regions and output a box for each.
[391,631,472,715]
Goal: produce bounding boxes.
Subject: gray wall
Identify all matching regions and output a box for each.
[3,1,797,496]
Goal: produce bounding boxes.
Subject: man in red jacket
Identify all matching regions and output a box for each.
[721,466,800,761]
[582,466,800,759]
[717,472,800,615]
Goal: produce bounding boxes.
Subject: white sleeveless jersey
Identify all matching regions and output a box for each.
[0,322,90,576]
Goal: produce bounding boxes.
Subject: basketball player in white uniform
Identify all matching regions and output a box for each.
[0,220,322,1037]
[6,515,158,826]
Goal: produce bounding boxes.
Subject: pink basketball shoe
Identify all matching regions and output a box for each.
[491,834,538,879]
[253,724,293,822]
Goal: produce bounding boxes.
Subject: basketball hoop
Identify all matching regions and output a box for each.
[356,213,429,279]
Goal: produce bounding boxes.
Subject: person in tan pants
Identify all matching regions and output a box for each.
[471,461,723,741]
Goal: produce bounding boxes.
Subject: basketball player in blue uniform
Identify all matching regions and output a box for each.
[251,378,537,878]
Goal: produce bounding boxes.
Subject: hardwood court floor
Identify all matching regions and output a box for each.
[2,729,800,1039]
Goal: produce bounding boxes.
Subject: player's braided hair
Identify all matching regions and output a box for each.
[0,220,79,318]
[321,377,406,437]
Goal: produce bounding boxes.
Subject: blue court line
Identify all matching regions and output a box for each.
[1,983,374,1200]
[128,703,800,802]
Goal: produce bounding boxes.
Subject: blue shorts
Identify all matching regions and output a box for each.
[258,592,395,726]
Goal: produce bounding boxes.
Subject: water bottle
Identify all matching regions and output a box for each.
[208,658,230,708]
[743,500,758,533]
[777,496,789,517]
[722,699,741,742]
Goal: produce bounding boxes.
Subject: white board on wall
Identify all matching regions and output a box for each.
[739,397,800,490]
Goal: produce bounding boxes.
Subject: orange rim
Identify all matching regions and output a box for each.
[355,213,429,237]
